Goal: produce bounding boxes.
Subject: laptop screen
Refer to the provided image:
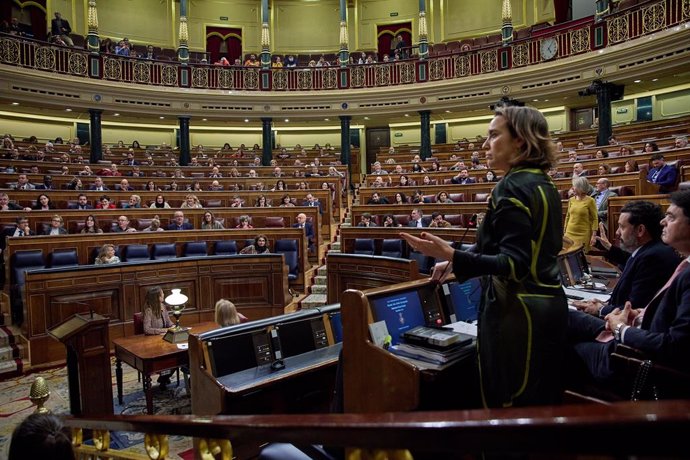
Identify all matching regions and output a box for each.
[558,247,590,287]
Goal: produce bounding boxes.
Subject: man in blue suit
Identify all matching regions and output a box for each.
[568,190,690,382]
[572,200,680,317]
[167,211,193,230]
[647,153,677,194]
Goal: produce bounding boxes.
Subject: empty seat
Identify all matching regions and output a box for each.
[409,250,434,275]
[448,193,465,202]
[123,244,150,262]
[151,243,177,260]
[183,241,208,257]
[354,238,375,256]
[204,199,222,207]
[49,249,79,268]
[133,312,144,335]
[381,239,403,258]
[264,216,286,228]
[11,250,46,286]
[214,240,237,255]
[474,193,490,202]
[274,239,299,281]
[444,214,465,227]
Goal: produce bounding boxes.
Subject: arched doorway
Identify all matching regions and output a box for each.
[376,22,412,60]
[205,26,242,64]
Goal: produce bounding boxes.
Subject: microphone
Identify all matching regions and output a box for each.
[451,213,477,251]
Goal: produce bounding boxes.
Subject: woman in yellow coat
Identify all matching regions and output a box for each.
[564,176,598,251]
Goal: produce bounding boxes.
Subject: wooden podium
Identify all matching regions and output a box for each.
[48,313,113,415]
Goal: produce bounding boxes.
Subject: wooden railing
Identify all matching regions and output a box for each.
[63,400,690,458]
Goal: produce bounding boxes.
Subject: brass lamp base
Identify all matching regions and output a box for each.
[163,327,190,344]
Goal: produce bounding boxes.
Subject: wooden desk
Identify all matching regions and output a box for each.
[113,322,218,414]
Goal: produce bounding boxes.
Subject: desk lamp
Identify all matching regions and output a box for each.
[163,288,189,344]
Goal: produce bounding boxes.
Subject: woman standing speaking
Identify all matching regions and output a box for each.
[402,106,567,408]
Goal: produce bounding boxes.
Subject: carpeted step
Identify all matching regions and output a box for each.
[330,241,341,251]
[344,217,351,224]
[313,275,327,286]
[326,249,341,255]
[300,294,328,309]
[317,266,328,277]
[309,284,328,295]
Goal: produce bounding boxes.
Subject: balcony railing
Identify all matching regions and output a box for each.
[0,0,687,92]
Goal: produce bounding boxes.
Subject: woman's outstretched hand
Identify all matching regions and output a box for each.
[400,232,455,261]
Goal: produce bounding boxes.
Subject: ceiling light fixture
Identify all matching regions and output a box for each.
[634,79,641,83]
[11,102,19,106]
[113,113,120,116]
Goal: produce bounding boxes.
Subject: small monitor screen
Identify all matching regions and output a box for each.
[276,317,328,359]
[329,312,343,343]
[442,278,482,323]
[370,289,426,345]
[559,248,590,286]
[207,329,272,377]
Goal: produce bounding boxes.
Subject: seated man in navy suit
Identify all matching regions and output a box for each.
[292,212,315,251]
[167,211,194,230]
[568,190,690,384]
[647,153,677,194]
[450,168,476,184]
[572,200,680,317]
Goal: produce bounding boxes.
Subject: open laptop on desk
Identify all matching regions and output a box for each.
[558,245,611,302]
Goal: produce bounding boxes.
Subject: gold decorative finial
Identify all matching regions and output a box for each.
[339,21,349,47]
[502,0,513,22]
[179,16,189,43]
[87,0,99,32]
[418,11,428,39]
[261,22,270,48]
[29,376,51,414]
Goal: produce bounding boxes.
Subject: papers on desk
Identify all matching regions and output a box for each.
[564,286,610,303]
[445,321,478,337]
[176,343,189,350]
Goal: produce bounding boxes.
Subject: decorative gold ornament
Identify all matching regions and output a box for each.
[429,60,445,80]
[340,21,349,47]
[454,55,470,76]
[502,0,513,23]
[243,69,259,90]
[418,11,428,39]
[480,50,497,73]
[511,43,528,67]
[29,376,50,413]
[145,433,169,459]
[179,16,189,44]
[197,438,233,460]
[261,22,270,48]
[87,0,99,32]
[218,68,234,89]
[192,67,209,88]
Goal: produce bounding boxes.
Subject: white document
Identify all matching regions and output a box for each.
[445,321,478,337]
[563,286,611,303]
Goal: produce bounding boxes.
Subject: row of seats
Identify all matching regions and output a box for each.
[10,239,300,288]
[369,192,489,204]
[353,238,435,274]
[359,214,478,228]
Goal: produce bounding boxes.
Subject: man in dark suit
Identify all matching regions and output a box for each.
[89,177,108,191]
[12,174,35,190]
[573,200,680,317]
[68,194,93,210]
[167,211,194,230]
[0,193,27,211]
[292,212,315,251]
[407,208,426,228]
[590,178,617,223]
[35,175,54,190]
[647,153,677,194]
[51,12,73,46]
[568,190,690,382]
[450,168,476,185]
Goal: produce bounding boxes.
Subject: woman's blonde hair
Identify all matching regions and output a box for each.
[494,106,556,170]
[96,243,115,263]
[214,299,240,327]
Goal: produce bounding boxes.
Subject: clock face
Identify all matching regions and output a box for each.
[540,38,558,60]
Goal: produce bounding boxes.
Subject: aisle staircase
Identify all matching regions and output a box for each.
[299,191,355,309]
[0,295,25,379]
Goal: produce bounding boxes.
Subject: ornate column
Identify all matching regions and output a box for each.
[261,118,273,166]
[419,110,431,160]
[88,109,103,163]
[177,0,190,64]
[86,0,100,54]
[418,0,429,59]
[260,0,271,69]
[594,82,614,147]
[340,116,352,188]
[338,0,349,67]
[179,116,191,166]
[501,0,514,45]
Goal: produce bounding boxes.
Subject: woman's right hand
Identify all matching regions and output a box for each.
[594,222,612,250]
